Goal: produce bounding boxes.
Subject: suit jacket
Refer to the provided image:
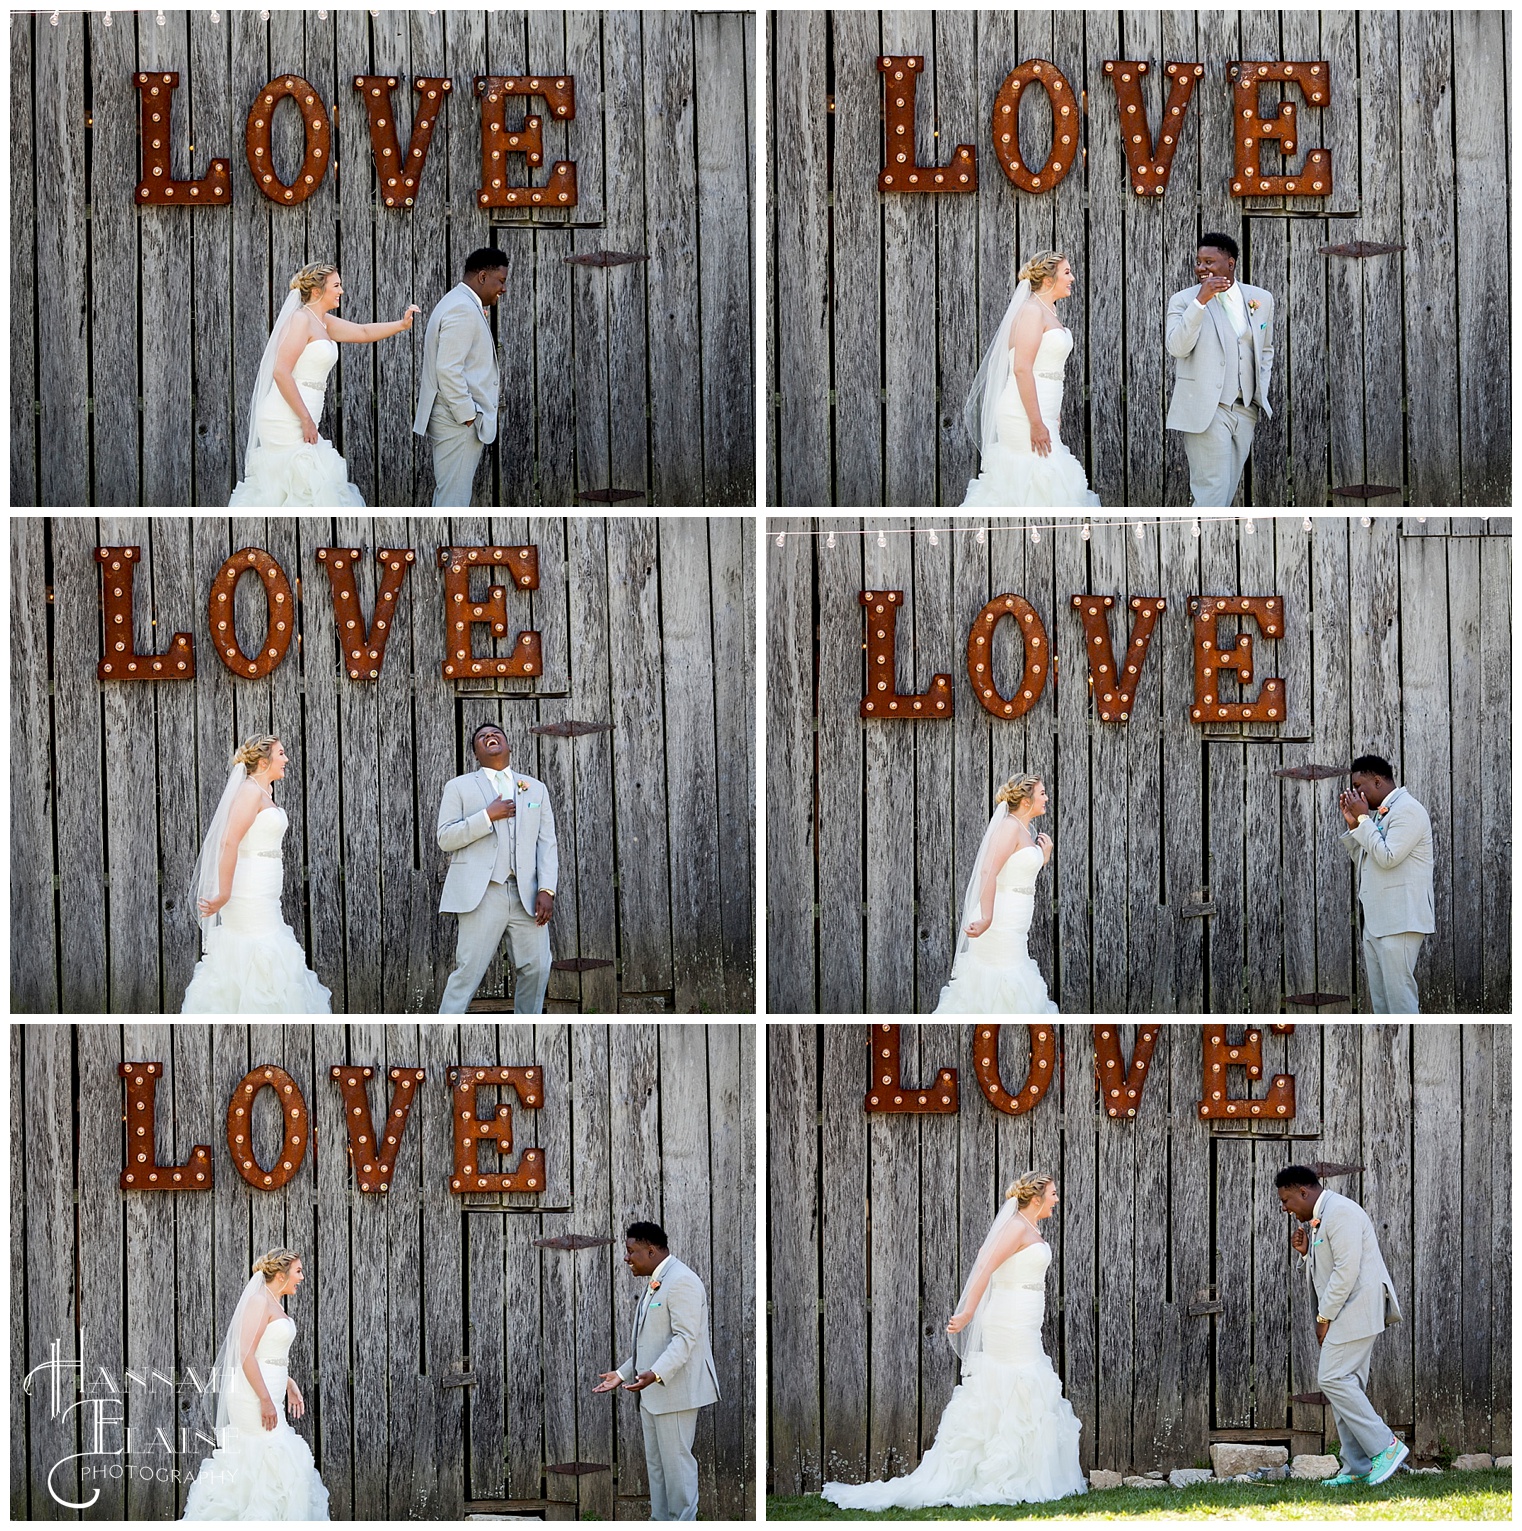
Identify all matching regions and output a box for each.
[1299,1188,1403,1344]
[616,1257,721,1416]
[1165,282,1276,434]
[436,768,557,918]
[1339,786,1435,938]
[412,283,500,444]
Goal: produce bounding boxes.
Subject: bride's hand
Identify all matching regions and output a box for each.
[1035,831,1053,864]
[1029,420,1052,457]
[286,1378,304,1419]
[946,1310,972,1335]
[260,1396,278,1432]
[198,892,229,918]
[301,415,319,445]
[400,303,421,330]
[965,916,991,940]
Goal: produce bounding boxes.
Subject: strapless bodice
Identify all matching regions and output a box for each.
[991,1239,1051,1292]
[1028,327,1073,380]
[995,843,1044,893]
[255,1314,297,1365]
[291,337,339,390]
[238,805,288,857]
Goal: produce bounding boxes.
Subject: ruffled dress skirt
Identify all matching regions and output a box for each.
[182,858,332,1015]
[229,382,364,508]
[961,373,1100,508]
[823,1287,1086,1509]
[934,889,1058,1014]
[181,1363,330,1520]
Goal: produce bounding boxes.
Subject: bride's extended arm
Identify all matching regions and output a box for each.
[324,306,421,343]
[271,316,319,443]
[1009,304,1051,457]
[200,785,263,919]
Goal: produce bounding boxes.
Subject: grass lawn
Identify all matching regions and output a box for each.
[767,1468,1512,1520]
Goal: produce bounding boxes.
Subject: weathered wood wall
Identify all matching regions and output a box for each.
[766,515,1511,1014]
[12,1020,755,1521]
[768,1022,1512,1491]
[11,515,754,1014]
[11,8,754,508]
[768,9,1510,507]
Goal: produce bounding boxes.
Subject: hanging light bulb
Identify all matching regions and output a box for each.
[102,10,112,27]
[1191,518,1201,538]
[1417,515,1427,524]
[928,528,939,546]
[1361,516,1372,528]
[1244,517,1255,535]
[155,8,166,24]
[1134,523,1145,542]
[49,9,60,25]
[210,10,220,21]
[1303,516,1313,532]
[877,530,887,549]
[826,531,836,549]
[1030,527,1040,544]
[1080,522,1091,542]
[774,532,785,548]
[975,527,986,545]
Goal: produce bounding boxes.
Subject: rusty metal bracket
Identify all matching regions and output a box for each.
[548,1462,611,1476]
[1287,991,1351,1008]
[552,957,613,973]
[564,249,648,268]
[533,1232,614,1250]
[1333,484,1402,500]
[531,719,612,737]
[1311,1160,1364,1178]
[1274,762,1348,780]
[1320,240,1403,258]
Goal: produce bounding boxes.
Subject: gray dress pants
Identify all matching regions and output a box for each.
[640,1406,700,1520]
[427,408,486,507]
[1362,931,1423,1013]
[438,878,550,1014]
[1318,1332,1395,1475]
[1181,402,1257,506]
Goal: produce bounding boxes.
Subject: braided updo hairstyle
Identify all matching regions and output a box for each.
[252,1247,302,1282]
[995,773,1042,813]
[232,735,281,773]
[289,262,338,303]
[1005,1172,1055,1208]
[1016,250,1066,292]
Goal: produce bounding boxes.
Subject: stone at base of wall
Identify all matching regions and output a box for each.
[1451,1454,1495,1470]
[1210,1443,1288,1479]
[1169,1468,1214,1488]
[1122,1476,1160,1488]
[1088,1470,1124,1490]
[1290,1454,1340,1479]
[1495,1457,1511,1468]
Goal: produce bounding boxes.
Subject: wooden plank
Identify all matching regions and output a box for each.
[1239,516,1281,1012]
[659,520,724,1009]
[1089,520,1129,1011]
[1158,10,1200,506]
[536,1024,577,1516]
[312,1021,354,1519]
[1458,1026,1494,1454]
[1489,1026,1511,1453]
[33,12,89,505]
[830,14,883,505]
[9,1025,26,1517]
[1051,521,1091,1008]
[769,1025,820,1490]
[773,9,830,504]
[694,13,754,505]
[1478,535,1511,1012]
[912,529,954,1007]
[1361,1024,1413,1434]
[567,9,611,498]
[10,520,58,1009]
[1131,1026,1172,1466]
[1097,1031,1138,1465]
[11,15,36,505]
[1446,534,1483,1009]
[1169,1025,1212,1464]
[707,1025,750,1517]
[229,12,272,502]
[1124,523,1165,1011]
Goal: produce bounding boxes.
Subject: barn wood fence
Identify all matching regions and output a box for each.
[11,7,754,508]
[765,515,1511,1014]
[12,1021,755,1522]
[11,515,754,1015]
[767,1022,1512,1490]
[768,8,1510,507]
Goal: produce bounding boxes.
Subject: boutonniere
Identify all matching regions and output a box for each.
[1247,298,1261,313]
[515,779,530,794]
[648,1279,662,1293]
[1376,804,1390,818]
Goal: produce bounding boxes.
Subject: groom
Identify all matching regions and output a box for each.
[436,722,557,1013]
[1276,1166,1407,1487]
[1165,232,1276,506]
[1338,754,1435,1013]
[593,1222,721,1521]
[413,247,509,507]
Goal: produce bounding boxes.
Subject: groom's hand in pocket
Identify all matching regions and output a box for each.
[534,891,555,926]
[1316,1318,1329,1346]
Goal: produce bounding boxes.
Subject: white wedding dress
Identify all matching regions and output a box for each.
[961,329,1099,507]
[182,1314,330,1520]
[823,1241,1086,1509]
[229,337,364,507]
[182,806,332,1014]
[934,844,1058,1014]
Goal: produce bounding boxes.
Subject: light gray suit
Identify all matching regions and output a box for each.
[1165,281,1275,506]
[436,768,557,1013]
[1298,1188,1402,1476]
[1340,785,1434,1013]
[413,281,500,506]
[617,1256,721,1520]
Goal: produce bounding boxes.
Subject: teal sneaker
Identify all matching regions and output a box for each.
[1321,1471,1367,1487]
[1364,1438,1409,1486]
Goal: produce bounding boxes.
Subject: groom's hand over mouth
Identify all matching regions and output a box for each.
[1197,273,1232,302]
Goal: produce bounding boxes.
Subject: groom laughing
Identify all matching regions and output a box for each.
[1277,1166,1407,1488]
[1165,232,1276,506]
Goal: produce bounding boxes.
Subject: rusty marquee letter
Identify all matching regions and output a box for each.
[1104,60,1202,197]
[447,1065,546,1192]
[134,72,231,206]
[876,55,976,192]
[1093,1025,1161,1118]
[974,1024,1056,1116]
[227,1066,310,1190]
[439,545,543,680]
[1189,596,1286,723]
[1197,1025,1296,1120]
[315,546,417,680]
[209,548,296,679]
[991,59,1079,193]
[1070,594,1166,723]
[1229,61,1332,197]
[863,1023,959,1113]
[968,594,1050,719]
[859,591,953,719]
[474,74,577,210]
[246,74,332,205]
[329,1064,425,1193]
[119,1062,212,1190]
[353,74,452,208]
[95,547,195,680]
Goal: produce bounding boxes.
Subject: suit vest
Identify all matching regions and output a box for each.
[1219,307,1256,409]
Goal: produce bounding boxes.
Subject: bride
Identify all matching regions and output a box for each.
[823,1173,1086,1509]
[961,250,1099,507]
[230,263,419,507]
[182,736,331,1013]
[182,1248,330,1520]
[934,773,1058,1014]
